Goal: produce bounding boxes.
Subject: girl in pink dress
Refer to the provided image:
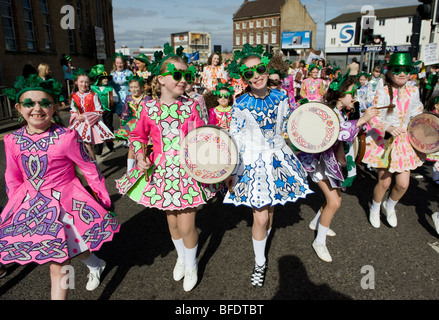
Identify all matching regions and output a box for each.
[68,69,115,159]
[363,53,424,228]
[300,65,326,102]
[1,75,120,299]
[208,84,234,130]
[116,44,216,292]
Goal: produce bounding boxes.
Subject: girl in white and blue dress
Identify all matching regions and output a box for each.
[111,53,134,116]
[224,44,313,288]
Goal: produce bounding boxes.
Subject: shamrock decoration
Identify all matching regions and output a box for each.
[124,74,145,86]
[226,43,271,80]
[2,74,63,102]
[148,43,188,76]
[329,69,350,92]
[212,83,235,96]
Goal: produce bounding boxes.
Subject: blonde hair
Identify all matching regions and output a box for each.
[38,63,50,77]
[151,56,187,99]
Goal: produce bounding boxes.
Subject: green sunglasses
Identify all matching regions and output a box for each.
[391,66,414,75]
[20,98,54,109]
[241,63,268,80]
[161,69,195,84]
[342,85,357,97]
[217,92,231,99]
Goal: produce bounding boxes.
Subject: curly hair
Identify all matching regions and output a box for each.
[325,76,357,108]
[267,53,289,79]
[207,52,222,66]
[203,88,234,110]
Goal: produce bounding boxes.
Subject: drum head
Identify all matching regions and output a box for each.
[408,113,439,154]
[287,102,340,153]
[180,125,238,184]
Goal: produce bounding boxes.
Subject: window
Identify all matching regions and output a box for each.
[264,32,269,44]
[264,19,268,27]
[331,38,336,44]
[408,17,412,23]
[40,0,52,50]
[257,20,261,28]
[236,34,240,46]
[243,33,247,44]
[272,18,277,26]
[76,0,84,53]
[256,33,261,44]
[332,24,337,29]
[236,22,240,30]
[406,35,411,43]
[0,0,17,51]
[242,22,247,29]
[22,0,36,51]
[249,33,254,45]
[271,31,277,44]
[249,21,254,29]
[379,19,385,26]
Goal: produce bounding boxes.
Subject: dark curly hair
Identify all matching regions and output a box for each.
[207,52,222,66]
[203,88,233,110]
[325,76,357,108]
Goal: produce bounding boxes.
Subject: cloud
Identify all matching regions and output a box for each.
[112,7,158,19]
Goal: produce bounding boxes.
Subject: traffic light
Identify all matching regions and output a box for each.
[362,28,374,44]
[360,15,375,44]
[417,0,434,19]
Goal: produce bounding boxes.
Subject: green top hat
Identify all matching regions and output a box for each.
[388,53,421,67]
[134,53,150,65]
[89,64,113,84]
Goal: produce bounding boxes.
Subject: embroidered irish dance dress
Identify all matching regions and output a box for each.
[223,89,313,208]
[116,96,217,211]
[362,84,424,172]
[202,65,228,91]
[111,69,134,115]
[300,78,325,102]
[114,93,152,141]
[296,108,362,189]
[68,91,115,145]
[208,105,232,130]
[0,124,120,265]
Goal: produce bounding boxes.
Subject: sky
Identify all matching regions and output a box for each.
[112,0,420,52]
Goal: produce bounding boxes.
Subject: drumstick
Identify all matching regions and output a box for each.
[141,143,149,181]
[376,104,395,110]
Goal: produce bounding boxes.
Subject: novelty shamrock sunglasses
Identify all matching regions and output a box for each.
[20,98,54,109]
[342,85,357,97]
[241,63,268,80]
[217,92,231,99]
[161,69,195,83]
[391,66,414,75]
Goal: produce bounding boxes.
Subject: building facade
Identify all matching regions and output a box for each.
[0,0,115,88]
[233,0,316,54]
[171,31,212,63]
[325,5,438,71]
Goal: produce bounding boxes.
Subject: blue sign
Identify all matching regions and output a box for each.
[340,25,354,44]
[348,45,409,53]
[281,31,311,49]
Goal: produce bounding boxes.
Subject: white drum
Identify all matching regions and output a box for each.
[287,102,340,154]
[180,125,238,184]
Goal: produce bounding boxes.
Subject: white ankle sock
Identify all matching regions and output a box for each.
[127,159,136,172]
[311,210,321,226]
[183,244,198,269]
[370,200,381,213]
[82,253,103,271]
[315,223,328,246]
[172,238,185,260]
[252,237,267,266]
[386,197,398,211]
[266,228,272,237]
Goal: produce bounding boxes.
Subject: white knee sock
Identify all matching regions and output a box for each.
[370,200,381,213]
[127,159,136,172]
[82,253,103,271]
[252,237,267,266]
[183,244,198,269]
[386,197,398,211]
[315,223,328,246]
[171,238,185,260]
[311,210,321,226]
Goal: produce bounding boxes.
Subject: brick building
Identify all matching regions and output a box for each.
[232,0,317,53]
[0,0,115,88]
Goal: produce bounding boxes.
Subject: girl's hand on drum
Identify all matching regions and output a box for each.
[136,153,151,172]
[387,126,406,137]
[225,176,235,193]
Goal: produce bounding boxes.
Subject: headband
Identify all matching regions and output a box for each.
[2,74,63,102]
